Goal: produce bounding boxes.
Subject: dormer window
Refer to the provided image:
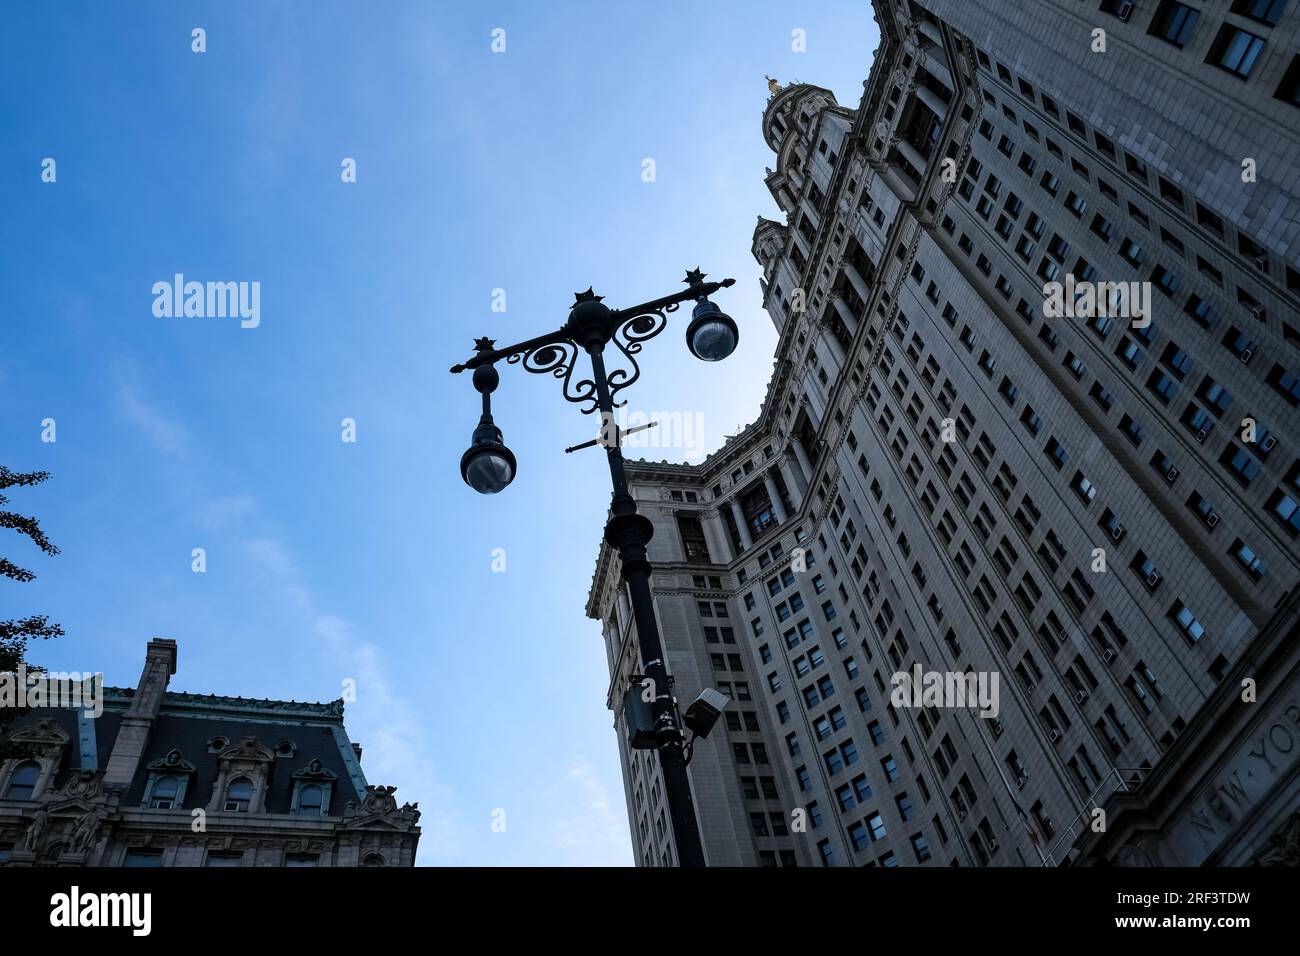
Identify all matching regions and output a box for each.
[275,739,297,758]
[150,776,180,809]
[206,736,230,753]
[141,748,196,810]
[225,778,253,812]
[3,761,39,800]
[298,784,325,815]
[290,758,337,816]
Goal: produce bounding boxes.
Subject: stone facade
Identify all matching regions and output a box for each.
[588,0,1300,867]
[0,638,420,867]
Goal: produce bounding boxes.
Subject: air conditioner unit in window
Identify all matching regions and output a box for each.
[1146,570,1161,588]
[1240,348,1254,364]
[1103,647,1116,662]
[992,720,1004,737]
[1074,690,1089,704]
[988,839,1000,851]
[1165,466,1179,482]
[1116,1,1135,21]
[1262,435,1278,452]
[1249,305,1266,321]
[1195,428,1208,444]
[1110,524,1125,542]
[958,809,967,821]
[1048,729,1061,743]
[1015,775,1027,789]
[1206,511,1220,527]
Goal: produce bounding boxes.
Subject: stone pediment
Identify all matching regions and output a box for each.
[146,748,196,774]
[339,812,415,833]
[32,770,114,817]
[291,758,337,782]
[339,785,421,831]
[218,734,275,763]
[7,717,70,748]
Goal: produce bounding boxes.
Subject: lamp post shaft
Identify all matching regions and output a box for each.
[454,272,736,867]
[588,343,707,868]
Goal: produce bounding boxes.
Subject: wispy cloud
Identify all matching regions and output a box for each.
[200,493,257,531]
[244,538,464,864]
[543,755,633,866]
[115,382,191,457]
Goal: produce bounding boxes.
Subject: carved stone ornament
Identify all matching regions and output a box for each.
[1253,810,1300,867]
[68,805,106,854]
[22,804,51,854]
[59,769,105,800]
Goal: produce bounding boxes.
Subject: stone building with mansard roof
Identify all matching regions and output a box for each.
[0,638,420,866]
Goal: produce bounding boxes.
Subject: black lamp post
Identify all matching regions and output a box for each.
[451,269,738,867]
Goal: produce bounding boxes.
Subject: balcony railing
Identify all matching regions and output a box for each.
[1041,766,1152,866]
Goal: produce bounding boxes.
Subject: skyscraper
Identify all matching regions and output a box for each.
[588,0,1300,866]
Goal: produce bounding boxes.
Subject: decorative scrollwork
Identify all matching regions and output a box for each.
[606,303,676,408]
[504,339,600,412]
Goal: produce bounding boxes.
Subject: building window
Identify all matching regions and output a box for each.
[1230,539,1266,580]
[150,775,180,809]
[1170,601,1206,643]
[818,839,835,866]
[224,778,253,813]
[298,784,326,815]
[676,514,711,562]
[125,848,165,867]
[1276,55,1300,106]
[1207,25,1266,78]
[868,812,887,841]
[1232,0,1287,26]
[3,761,40,800]
[1148,1,1201,47]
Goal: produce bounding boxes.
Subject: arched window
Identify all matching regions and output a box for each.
[298,784,325,815]
[224,778,253,812]
[151,775,180,809]
[362,854,386,867]
[4,761,40,800]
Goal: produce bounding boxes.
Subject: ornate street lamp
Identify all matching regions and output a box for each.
[451,268,738,867]
[458,355,517,494]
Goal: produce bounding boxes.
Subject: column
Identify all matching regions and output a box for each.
[702,510,733,564]
[831,290,862,335]
[779,455,807,508]
[839,260,871,308]
[729,498,754,553]
[791,439,814,486]
[914,84,948,121]
[820,318,847,365]
[763,471,788,524]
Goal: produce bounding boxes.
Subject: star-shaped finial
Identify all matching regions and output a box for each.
[574,287,604,304]
[472,336,496,353]
[684,268,706,285]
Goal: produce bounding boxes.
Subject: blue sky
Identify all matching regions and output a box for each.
[1,1,877,864]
